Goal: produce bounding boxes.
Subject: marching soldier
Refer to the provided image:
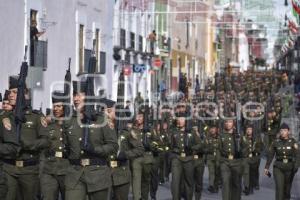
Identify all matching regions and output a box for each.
[264,123,300,200]
[170,113,200,200]
[104,98,144,200]
[40,91,70,200]
[64,81,118,200]
[241,123,263,195]
[150,122,164,200]
[206,121,221,193]
[4,76,50,200]
[192,125,206,200]
[264,108,280,150]
[219,118,243,200]
[131,111,155,200]
[0,90,19,200]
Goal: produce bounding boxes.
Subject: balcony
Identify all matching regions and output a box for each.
[158,35,171,53]
[30,40,47,70]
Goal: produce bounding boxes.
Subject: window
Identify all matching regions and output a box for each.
[79,24,84,72]
[95,28,100,71]
[120,29,126,48]
[130,32,135,49]
[139,35,143,52]
[99,51,106,74]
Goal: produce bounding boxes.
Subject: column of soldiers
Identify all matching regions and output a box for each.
[0,69,299,200]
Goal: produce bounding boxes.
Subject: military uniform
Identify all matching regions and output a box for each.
[265,135,300,200]
[192,127,206,200]
[131,126,155,200]
[206,130,221,193]
[40,119,70,200]
[149,125,170,199]
[3,108,49,200]
[264,118,279,150]
[240,133,263,194]
[170,126,200,200]
[109,128,144,200]
[40,91,70,200]
[64,113,118,200]
[0,110,19,199]
[219,131,243,200]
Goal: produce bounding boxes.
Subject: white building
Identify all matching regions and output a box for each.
[0,0,114,111]
[112,0,156,104]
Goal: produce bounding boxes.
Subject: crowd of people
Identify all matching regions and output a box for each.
[0,69,299,200]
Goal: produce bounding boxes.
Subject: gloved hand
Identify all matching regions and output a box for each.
[117,151,127,161]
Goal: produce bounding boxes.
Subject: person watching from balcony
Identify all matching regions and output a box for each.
[30,19,45,66]
[148,30,156,55]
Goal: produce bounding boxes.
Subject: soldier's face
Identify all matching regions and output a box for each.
[136,114,144,125]
[105,107,115,120]
[162,123,168,130]
[224,120,234,130]
[73,92,85,110]
[209,127,217,135]
[176,117,186,128]
[2,100,13,111]
[53,103,64,118]
[280,129,289,138]
[246,127,253,136]
[8,88,17,106]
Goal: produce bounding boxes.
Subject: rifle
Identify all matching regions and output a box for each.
[64,58,72,117]
[115,70,125,137]
[64,58,72,116]
[83,43,97,148]
[15,46,29,142]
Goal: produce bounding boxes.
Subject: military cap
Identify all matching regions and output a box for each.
[52,90,66,103]
[9,76,19,89]
[280,123,289,130]
[175,112,187,118]
[99,98,116,108]
[244,122,254,129]
[209,120,218,128]
[72,81,87,94]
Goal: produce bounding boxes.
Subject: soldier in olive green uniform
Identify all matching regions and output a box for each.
[219,118,243,200]
[64,81,118,200]
[150,123,162,200]
[40,91,70,200]
[264,123,300,200]
[0,90,18,200]
[170,113,200,200]
[4,77,50,200]
[264,109,280,150]
[192,125,206,200]
[131,112,155,200]
[240,123,263,195]
[103,98,144,200]
[206,121,221,193]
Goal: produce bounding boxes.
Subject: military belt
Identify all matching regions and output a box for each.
[69,158,107,167]
[109,160,128,168]
[276,159,293,164]
[47,151,67,159]
[3,159,39,167]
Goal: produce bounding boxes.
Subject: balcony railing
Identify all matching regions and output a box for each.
[31,40,47,70]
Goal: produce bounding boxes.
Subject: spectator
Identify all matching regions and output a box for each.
[30,20,45,66]
[148,30,156,54]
